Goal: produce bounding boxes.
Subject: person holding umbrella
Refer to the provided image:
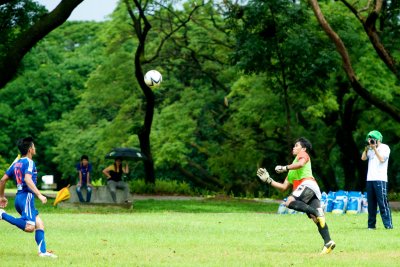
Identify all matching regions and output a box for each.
[102,157,130,203]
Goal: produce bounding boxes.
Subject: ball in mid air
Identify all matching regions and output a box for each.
[144,70,162,87]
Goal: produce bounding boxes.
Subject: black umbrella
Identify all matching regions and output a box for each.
[105,147,147,161]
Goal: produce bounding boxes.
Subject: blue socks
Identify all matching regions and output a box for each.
[2,212,47,253]
[35,229,47,253]
[1,212,27,230]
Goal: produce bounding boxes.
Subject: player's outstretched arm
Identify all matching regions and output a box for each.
[275,158,307,173]
[274,179,291,192]
[0,174,10,208]
[0,174,9,196]
[257,168,291,192]
[257,168,274,184]
[275,165,288,173]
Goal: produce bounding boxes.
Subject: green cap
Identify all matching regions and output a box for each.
[366,130,383,142]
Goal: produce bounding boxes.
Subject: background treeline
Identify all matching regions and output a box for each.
[0,0,399,196]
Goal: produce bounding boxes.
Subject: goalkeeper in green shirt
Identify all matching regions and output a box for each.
[257,137,335,254]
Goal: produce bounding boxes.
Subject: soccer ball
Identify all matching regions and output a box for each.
[144,70,162,87]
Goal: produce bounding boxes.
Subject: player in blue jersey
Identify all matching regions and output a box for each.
[0,137,57,258]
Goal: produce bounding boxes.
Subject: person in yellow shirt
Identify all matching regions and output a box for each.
[102,157,130,202]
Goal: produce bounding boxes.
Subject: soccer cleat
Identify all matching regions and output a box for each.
[0,209,4,220]
[316,208,326,228]
[39,251,58,258]
[321,240,336,255]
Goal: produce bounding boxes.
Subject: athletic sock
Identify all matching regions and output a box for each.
[1,213,27,230]
[288,200,318,216]
[35,229,47,253]
[318,223,331,244]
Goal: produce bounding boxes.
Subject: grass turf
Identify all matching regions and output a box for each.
[0,197,399,266]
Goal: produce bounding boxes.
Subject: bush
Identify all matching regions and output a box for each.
[128,179,195,195]
[91,178,104,187]
[388,192,400,201]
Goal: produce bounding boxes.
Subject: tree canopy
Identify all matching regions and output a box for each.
[0,0,399,195]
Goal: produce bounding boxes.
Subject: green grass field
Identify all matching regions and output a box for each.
[1,198,399,266]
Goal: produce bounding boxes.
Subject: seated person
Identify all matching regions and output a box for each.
[102,157,130,203]
[76,155,93,203]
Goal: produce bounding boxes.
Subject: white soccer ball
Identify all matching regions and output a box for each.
[144,70,162,87]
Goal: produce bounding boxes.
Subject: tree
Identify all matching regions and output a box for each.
[4,0,398,195]
[0,21,106,181]
[225,0,343,189]
[308,0,400,122]
[0,0,85,89]
[122,0,203,184]
[338,0,400,80]
[223,0,400,192]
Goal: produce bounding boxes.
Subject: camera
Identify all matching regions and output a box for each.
[369,139,376,145]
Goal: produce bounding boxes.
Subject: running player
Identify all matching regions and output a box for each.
[0,137,57,258]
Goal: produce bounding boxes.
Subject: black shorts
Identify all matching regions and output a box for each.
[291,185,321,218]
[291,185,316,203]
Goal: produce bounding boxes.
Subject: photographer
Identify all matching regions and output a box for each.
[361,130,393,229]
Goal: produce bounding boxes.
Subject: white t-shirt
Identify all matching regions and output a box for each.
[366,143,390,182]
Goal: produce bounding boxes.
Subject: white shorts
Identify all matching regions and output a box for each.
[296,180,322,200]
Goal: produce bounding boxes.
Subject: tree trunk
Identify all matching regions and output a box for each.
[124,0,156,184]
[135,33,156,185]
[124,0,201,184]
[138,130,155,184]
[337,96,360,190]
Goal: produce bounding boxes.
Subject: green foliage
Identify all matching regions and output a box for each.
[42,25,143,179]
[0,155,8,171]
[0,1,46,58]
[388,192,400,201]
[0,21,107,178]
[129,179,194,195]
[324,1,400,100]
[91,178,104,187]
[225,0,400,192]
[152,88,210,167]
[0,156,15,188]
